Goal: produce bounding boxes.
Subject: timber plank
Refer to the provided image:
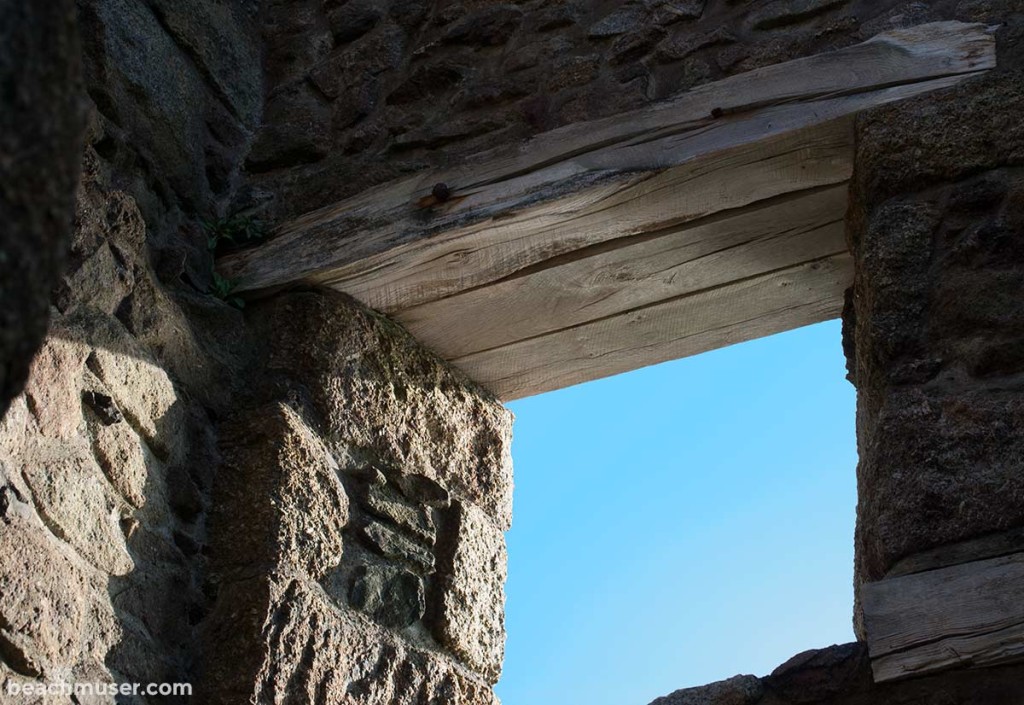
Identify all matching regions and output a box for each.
[454,253,853,400]
[872,621,1024,682]
[217,22,996,400]
[886,527,1024,579]
[324,118,855,314]
[863,552,1024,682]
[457,20,997,182]
[220,23,994,302]
[397,184,849,360]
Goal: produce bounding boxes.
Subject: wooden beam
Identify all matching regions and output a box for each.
[220,22,995,399]
[886,528,1024,579]
[456,252,853,399]
[392,134,851,362]
[863,551,1024,683]
[221,22,992,298]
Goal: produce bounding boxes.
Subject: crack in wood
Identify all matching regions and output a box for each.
[216,22,995,400]
[865,551,1024,682]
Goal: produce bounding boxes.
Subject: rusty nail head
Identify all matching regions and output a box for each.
[432,182,452,203]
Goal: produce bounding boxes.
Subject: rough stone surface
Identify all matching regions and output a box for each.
[2,308,209,695]
[6,3,1024,704]
[349,564,426,629]
[429,501,508,684]
[87,409,165,510]
[0,0,85,417]
[0,497,96,679]
[749,0,851,31]
[651,675,764,705]
[240,0,1014,221]
[77,0,259,209]
[66,148,251,412]
[212,403,349,582]
[360,521,436,570]
[365,480,438,541]
[0,33,243,691]
[2,0,252,698]
[853,72,1024,210]
[78,0,211,207]
[203,580,497,705]
[648,643,1024,704]
[254,290,514,530]
[86,329,185,462]
[22,337,89,441]
[20,442,133,576]
[845,17,1024,635]
[764,643,868,703]
[203,357,506,700]
[146,0,263,129]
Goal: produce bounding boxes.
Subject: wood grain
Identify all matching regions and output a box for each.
[217,22,996,400]
[455,253,853,400]
[220,22,993,298]
[872,621,1024,682]
[886,527,1024,579]
[863,552,1024,682]
[327,118,854,314]
[397,184,849,360]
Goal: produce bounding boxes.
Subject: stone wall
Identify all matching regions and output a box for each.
[0,149,241,694]
[243,0,1008,221]
[200,291,511,702]
[1,0,261,696]
[1,0,515,692]
[77,0,261,215]
[4,0,1024,703]
[1,184,511,703]
[844,9,1024,633]
[648,643,1024,705]
[0,0,85,418]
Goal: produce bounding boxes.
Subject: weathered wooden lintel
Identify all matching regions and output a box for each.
[863,531,1024,683]
[220,22,995,400]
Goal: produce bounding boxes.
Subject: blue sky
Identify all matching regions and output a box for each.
[496,319,857,705]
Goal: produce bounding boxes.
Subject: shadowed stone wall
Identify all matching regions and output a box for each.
[0,0,514,696]
[0,0,85,417]
[201,291,512,703]
[242,0,1011,221]
[844,8,1024,634]
[647,643,1024,705]
[1,0,261,695]
[3,0,1024,703]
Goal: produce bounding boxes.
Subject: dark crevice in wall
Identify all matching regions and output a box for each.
[144,2,254,129]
